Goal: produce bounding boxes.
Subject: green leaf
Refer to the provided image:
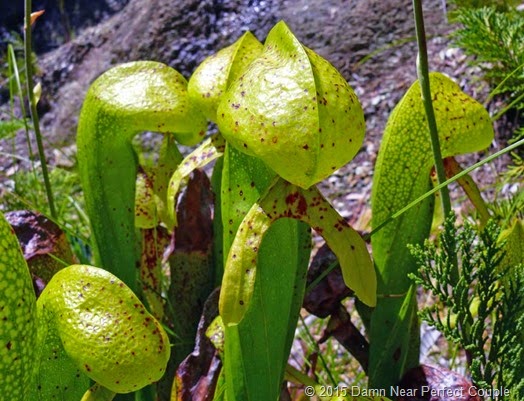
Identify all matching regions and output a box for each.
[219,177,375,325]
[37,264,171,394]
[0,212,171,400]
[224,218,311,401]
[499,219,524,271]
[212,368,228,401]
[77,61,207,291]
[206,316,226,355]
[369,72,494,387]
[1,212,91,401]
[220,145,310,401]
[217,21,365,189]
[135,135,184,230]
[371,72,493,291]
[156,136,184,224]
[139,227,171,320]
[211,156,225,285]
[166,134,226,228]
[32,319,90,400]
[0,212,38,399]
[368,286,418,387]
[135,168,157,229]
[150,134,184,229]
[81,384,116,401]
[443,157,490,226]
[188,31,263,122]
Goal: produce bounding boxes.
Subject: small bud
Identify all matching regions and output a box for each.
[33,82,42,105]
[29,10,45,27]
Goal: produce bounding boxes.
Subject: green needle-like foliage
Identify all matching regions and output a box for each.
[409,215,524,398]
[453,6,524,107]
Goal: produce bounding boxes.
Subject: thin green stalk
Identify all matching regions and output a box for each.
[7,44,39,207]
[491,90,524,122]
[306,135,514,292]
[284,364,318,387]
[366,137,524,240]
[413,0,452,217]
[484,60,524,105]
[356,35,417,66]
[298,314,338,386]
[305,260,338,295]
[24,0,57,219]
[7,45,34,160]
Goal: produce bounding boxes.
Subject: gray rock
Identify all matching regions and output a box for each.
[0,0,129,53]
[37,0,282,144]
[25,0,450,149]
[3,0,462,221]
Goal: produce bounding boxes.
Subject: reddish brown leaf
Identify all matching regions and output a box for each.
[172,289,222,401]
[303,243,353,318]
[172,169,214,253]
[168,169,215,337]
[396,364,482,401]
[319,305,369,373]
[158,170,216,397]
[6,210,75,295]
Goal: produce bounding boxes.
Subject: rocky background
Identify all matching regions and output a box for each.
[0,0,129,53]
[0,0,510,224]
